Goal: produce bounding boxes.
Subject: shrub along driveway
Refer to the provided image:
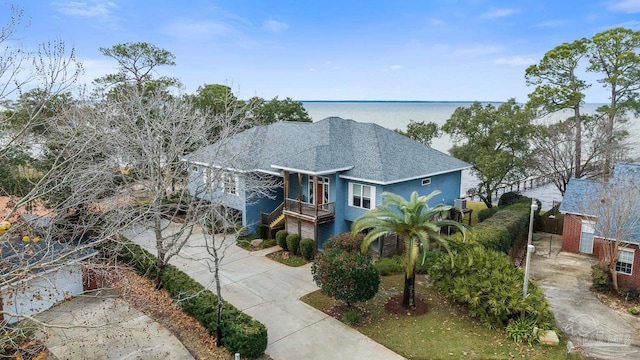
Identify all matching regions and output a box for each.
[529,233,640,359]
[124,222,404,360]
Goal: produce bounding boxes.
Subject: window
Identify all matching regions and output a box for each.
[350,183,375,209]
[421,178,431,186]
[616,249,634,275]
[223,172,238,195]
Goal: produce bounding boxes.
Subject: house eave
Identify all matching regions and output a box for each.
[339,166,471,186]
[271,165,354,176]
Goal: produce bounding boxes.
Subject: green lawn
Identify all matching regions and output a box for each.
[302,275,579,360]
[466,200,487,226]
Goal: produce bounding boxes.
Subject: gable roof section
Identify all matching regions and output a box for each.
[559,162,640,244]
[185,117,470,184]
[558,178,603,216]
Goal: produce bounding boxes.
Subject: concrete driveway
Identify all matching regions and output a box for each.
[34,290,194,359]
[529,233,640,359]
[124,222,404,360]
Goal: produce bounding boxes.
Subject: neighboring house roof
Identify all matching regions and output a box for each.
[185,117,470,185]
[559,162,640,244]
[558,178,603,216]
[0,237,97,282]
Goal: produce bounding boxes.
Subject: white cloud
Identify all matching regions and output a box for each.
[495,56,536,66]
[262,20,289,33]
[52,0,117,19]
[607,0,640,13]
[482,8,519,19]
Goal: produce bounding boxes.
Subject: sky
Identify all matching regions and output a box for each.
[7,0,640,102]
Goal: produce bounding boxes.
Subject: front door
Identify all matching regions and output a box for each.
[579,221,595,254]
[309,176,329,205]
[316,182,324,205]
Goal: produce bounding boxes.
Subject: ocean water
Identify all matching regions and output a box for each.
[302,101,639,209]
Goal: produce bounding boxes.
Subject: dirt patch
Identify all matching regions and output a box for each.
[384,294,428,316]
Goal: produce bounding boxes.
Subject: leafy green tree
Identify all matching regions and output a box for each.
[351,191,466,309]
[394,120,440,146]
[254,96,312,124]
[94,42,179,97]
[442,99,536,208]
[6,89,74,134]
[525,39,590,178]
[311,248,380,308]
[587,27,640,175]
[191,84,239,115]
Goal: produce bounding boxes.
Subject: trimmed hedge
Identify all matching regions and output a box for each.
[275,230,288,251]
[300,238,315,260]
[104,237,268,358]
[286,233,301,255]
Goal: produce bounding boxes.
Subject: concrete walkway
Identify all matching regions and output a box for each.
[529,233,640,359]
[124,223,405,360]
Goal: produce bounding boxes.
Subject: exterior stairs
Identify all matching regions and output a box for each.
[269,213,285,229]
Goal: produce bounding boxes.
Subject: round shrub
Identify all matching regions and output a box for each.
[323,232,365,252]
[275,230,288,251]
[311,248,380,307]
[300,238,315,260]
[498,191,525,207]
[286,233,301,255]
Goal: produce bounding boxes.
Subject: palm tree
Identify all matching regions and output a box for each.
[352,191,466,309]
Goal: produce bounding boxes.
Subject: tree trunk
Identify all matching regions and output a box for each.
[609,265,619,291]
[154,224,165,290]
[604,90,616,178]
[402,271,416,309]
[574,105,582,178]
[213,236,224,347]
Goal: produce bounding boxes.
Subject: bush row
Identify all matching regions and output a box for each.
[429,247,554,330]
[102,237,268,359]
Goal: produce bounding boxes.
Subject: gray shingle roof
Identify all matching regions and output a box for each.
[560,162,640,244]
[0,237,98,280]
[185,117,470,184]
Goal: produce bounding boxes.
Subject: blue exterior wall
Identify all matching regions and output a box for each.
[383,171,462,207]
[244,179,284,232]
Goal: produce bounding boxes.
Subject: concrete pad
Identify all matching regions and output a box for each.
[219,256,283,282]
[35,295,193,360]
[530,233,640,358]
[267,316,404,360]
[242,301,317,344]
[220,282,266,310]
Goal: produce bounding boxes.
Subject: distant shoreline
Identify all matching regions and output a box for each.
[301,100,481,104]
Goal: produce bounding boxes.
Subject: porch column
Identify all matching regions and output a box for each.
[283,170,290,209]
[297,173,302,213]
[314,175,319,218]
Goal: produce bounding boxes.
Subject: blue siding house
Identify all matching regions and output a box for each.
[184,117,470,248]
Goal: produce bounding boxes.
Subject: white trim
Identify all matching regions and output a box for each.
[270,164,353,176]
[340,166,470,185]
